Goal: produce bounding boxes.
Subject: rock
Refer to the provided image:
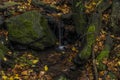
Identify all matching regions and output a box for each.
[6,10,56,50]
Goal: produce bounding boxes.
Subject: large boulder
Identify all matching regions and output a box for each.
[6,10,56,50]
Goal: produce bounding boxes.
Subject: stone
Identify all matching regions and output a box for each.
[6,10,56,50]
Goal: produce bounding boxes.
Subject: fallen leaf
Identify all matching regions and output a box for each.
[32,59,39,64]
[21,70,28,76]
[44,65,48,71]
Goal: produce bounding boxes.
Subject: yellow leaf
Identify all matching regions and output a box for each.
[101,30,106,34]
[32,59,39,64]
[1,71,5,75]
[14,74,20,79]
[96,0,103,6]
[27,54,33,58]
[9,76,14,80]
[57,13,62,16]
[68,58,72,62]
[14,76,20,79]
[72,47,76,51]
[14,74,20,80]
[85,5,92,9]
[92,2,96,5]
[110,35,115,38]
[21,71,28,76]
[118,61,120,66]
[29,69,33,73]
[44,65,48,71]
[3,57,7,61]
[2,75,7,79]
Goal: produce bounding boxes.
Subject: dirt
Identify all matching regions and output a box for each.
[34,48,82,80]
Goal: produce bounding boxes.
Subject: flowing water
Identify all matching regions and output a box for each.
[58,21,65,50]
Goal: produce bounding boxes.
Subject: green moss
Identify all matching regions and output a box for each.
[96,44,110,70]
[8,18,39,44]
[39,15,56,43]
[79,45,91,60]
[6,10,56,50]
[79,25,96,60]
[96,34,112,70]
[97,62,106,71]
[97,45,109,62]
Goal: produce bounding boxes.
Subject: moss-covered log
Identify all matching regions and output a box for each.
[73,0,112,63]
[96,35,113,70]
[78,24,96,60]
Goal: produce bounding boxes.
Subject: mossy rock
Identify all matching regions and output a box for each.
[6,10,56,50]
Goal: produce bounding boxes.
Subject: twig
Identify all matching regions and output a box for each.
[92,44,98,80]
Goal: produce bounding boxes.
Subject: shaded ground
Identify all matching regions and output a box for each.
[36,49,80,80]
[1,48,85,80]
[0,0,120,80]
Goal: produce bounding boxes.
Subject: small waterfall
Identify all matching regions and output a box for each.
[58,21,65,50]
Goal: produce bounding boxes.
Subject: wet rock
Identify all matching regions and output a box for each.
[6,10,56,50]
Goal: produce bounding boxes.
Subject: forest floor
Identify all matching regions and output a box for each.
[0,0,120,80]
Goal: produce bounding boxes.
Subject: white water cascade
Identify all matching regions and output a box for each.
[58,21,65,50]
